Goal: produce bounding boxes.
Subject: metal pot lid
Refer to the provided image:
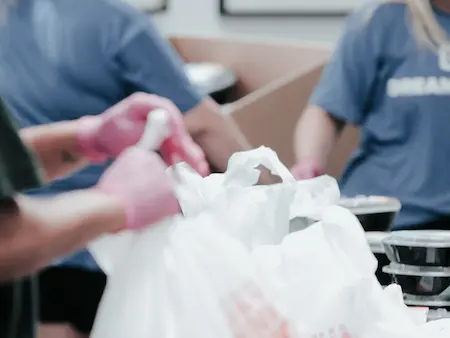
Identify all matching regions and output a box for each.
[366,231,390,253]
[383,263,450,277]
[383,230,450,248]
[185,63,237,95]
[338,195,401,215]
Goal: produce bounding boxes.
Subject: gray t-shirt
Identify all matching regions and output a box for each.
[0,0,202,270]
[310,2,450,228]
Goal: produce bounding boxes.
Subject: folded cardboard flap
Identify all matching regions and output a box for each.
[170,36,360,178]
[230,66,326,168]
[170,36,331,94]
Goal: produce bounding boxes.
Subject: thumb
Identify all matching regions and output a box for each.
[291,161,323,180]
[180,141,210,177]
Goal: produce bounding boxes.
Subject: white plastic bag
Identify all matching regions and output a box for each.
[89,147,301,338]
[171,147,295,217]
[251,206,450,338]
[90,213,301,338]
[172,146,339,244]
[89,147,450,338]
[289,175,340,221]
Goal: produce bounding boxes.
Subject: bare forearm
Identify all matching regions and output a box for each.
[19,120,88,182]
[294,105,344,168]
[185,99,251,172]
[196,116,250,171]
[0,191,124,281]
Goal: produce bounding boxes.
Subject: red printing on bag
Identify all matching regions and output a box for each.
[222,282,356,338]
[310,325,354,338]
[222,281,293,338]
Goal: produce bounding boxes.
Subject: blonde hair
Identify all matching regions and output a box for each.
[366,1,447,49]
[405,0,448,49]
[0,0,16,22]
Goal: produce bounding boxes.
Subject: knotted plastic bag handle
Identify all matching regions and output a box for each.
[223,146,296,187]
[137,109,171,151]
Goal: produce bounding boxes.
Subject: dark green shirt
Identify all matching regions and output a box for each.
[0,99,42,338]
[0,100,42,197]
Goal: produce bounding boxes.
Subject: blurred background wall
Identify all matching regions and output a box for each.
[151,0,346,43]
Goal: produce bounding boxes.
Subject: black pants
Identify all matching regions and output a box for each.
[38,267,106,335]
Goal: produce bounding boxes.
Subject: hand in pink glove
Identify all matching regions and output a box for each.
[96,147,180,230]
[290,159,324,180]
[77,92,209,176]
[157,110,210,177]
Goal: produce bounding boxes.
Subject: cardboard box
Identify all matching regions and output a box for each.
[170,36,359,178]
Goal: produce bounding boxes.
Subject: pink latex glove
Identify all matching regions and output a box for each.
[290,159,324,180]
[96,147,180,230]
[158,112,210,177]
[77,92,209,176]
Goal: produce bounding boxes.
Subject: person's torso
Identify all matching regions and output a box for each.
[0,0,134,269]
[341,4,450,228]
[0,99,41,338]
[0,0,132,191]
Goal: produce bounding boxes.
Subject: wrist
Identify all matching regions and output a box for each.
[89,190,128,233]
[76,116,108,163]
[291,158,325,179]
[94,147,147,232]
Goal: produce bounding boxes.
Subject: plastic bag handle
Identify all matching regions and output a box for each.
[224,146,296,186]
[137,109,171,151]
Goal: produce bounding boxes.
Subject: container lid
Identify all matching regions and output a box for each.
[185,63,237,95]
[383,263,450,277]
[338,195,401,215]
[383,230,450,248]
[366,232,390,253]
[405,294,450,308]
[427,308,450,321]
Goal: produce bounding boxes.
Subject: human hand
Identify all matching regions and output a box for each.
[77,92,209,176]
[155,110,210,177]
[290,159,324,180]
[96,147,181,231]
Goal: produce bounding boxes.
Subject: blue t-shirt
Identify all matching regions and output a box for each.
[311,2,450,229]
[0,0,202,270]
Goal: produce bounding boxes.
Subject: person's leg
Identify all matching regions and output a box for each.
[38,266,106,338]
[38,267,69,338]
[66,268,107,336]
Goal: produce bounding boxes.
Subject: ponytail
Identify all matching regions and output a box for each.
[407,0,448,49]
[366,0,447,50]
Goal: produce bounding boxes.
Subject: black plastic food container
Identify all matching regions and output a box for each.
[427,309,450,321]
[383,264,450,297]
[339,196,401,232]
[405,295,450,311]
[383,230,450,267]
[366,232,392,286]
[356,212,397,232]
[185,63,237,105]
[374,253,391,286]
